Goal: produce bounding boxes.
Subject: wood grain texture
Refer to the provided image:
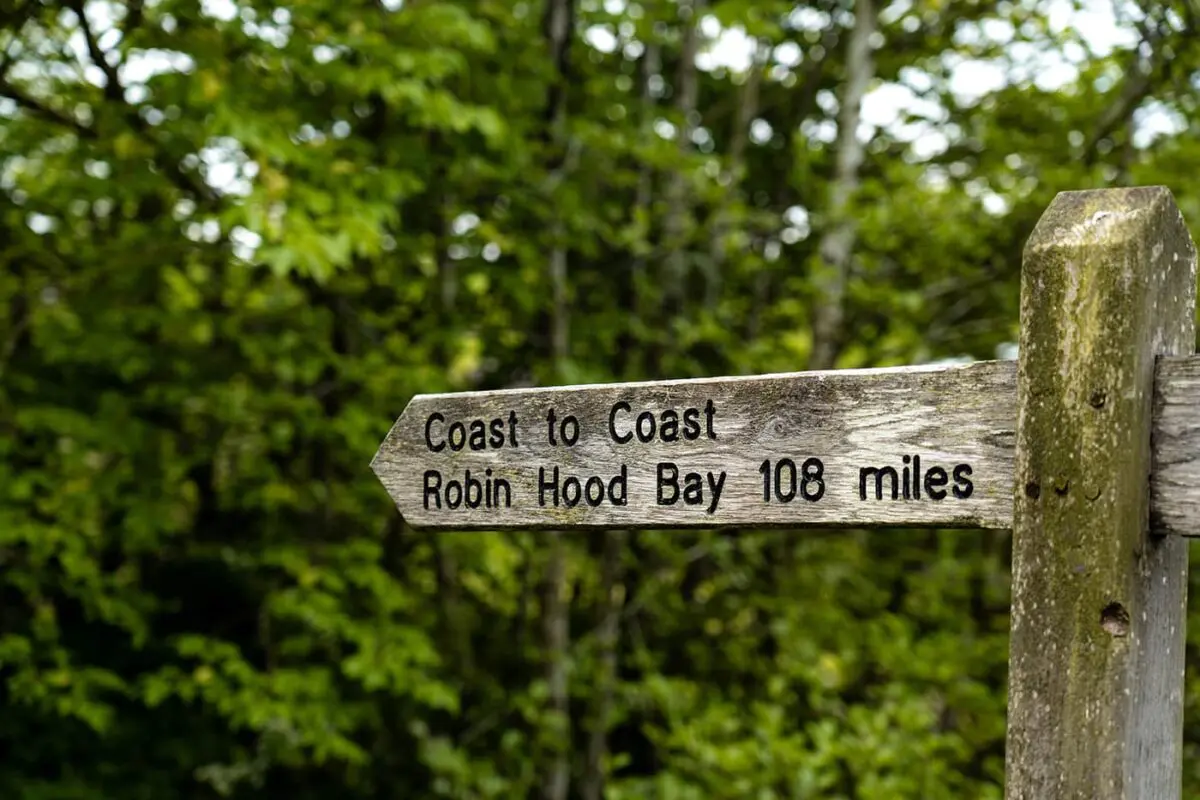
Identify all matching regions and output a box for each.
[371,360,1018,530]
[1152,356,1200,537]
[374,361,1200,535]
[1004,187,1195,800]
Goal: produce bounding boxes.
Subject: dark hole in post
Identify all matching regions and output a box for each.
[1025,482,1041,500]
[1100,602,1130,637]
[1089,389,1107,409]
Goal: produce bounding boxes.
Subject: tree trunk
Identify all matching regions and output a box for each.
[662,0,703,316]
[582,530,625,800]
[749,23,839,342]
[544,0,575,368]
[437,185,456,310]
[708,40,766,309]
[632,39,661,341]
[541,531,571,800]
[434,538,472,675]
[808,0,875,371]
[540,3,575,797]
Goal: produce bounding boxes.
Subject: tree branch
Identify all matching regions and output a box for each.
[69,0,123,102]
[0,302,30,384]
[66,0,222,206]
[125,0,145,34]
[0,77,97,138]
[1083,6,1167,162]
[0,0,37,35]
[770,22,839,214]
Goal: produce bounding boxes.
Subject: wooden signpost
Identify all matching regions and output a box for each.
[372,360,1018,530]
[371,187,1200,800]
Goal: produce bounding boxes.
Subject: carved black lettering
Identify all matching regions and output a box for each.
[683,472,703,505]
[425,412,446,452]
[657,462,679,505]
[707,471,726,514]
[493,476,512,508]
[548,408,579,446]
[447,421,467,451]
[609,466,628,506]
[659,409,679,442]
[468,419,487,450]
[563,476,582,508]
[445,479,463,509]
[776,458,797,502]
[704,399,717,439]
[537,466,626,509]
[464,469,483,508]
[902,454,912,500]
[585,476,605,507]
[609,401,632,444]
[682,407,700,439]
[560,415,580,446]
[860,466,899,501]
[924,466,949,500]
[423,470,442,509]
[428,414,516,453]
[538,466,559,506]
[636,412,656,443]
[489,417,506,448]
[953,464,974,499]
[800,458,825,502]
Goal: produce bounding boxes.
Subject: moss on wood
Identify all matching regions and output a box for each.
[1006,187,1196,800]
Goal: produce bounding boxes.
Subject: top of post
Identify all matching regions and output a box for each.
[1025,185,1195,257]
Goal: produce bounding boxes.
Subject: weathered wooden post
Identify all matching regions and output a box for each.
[1005,187,1196,799]
[371,185,1200,799]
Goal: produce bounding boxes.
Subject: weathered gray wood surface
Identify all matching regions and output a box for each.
[1004,186,1194,800]
[374,359,1200,534]
[1153,356,1200,537]
[372,360,1018,530]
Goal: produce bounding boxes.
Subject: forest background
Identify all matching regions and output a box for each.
[3,0,1200,797]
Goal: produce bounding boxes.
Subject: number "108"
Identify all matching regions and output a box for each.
[759,457,825,502]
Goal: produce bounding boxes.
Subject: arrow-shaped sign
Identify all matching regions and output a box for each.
[371,360,1020,531]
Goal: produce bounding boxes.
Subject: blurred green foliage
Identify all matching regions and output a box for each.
[3,0,1200,797]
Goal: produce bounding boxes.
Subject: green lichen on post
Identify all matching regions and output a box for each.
[1006,187,1196,800]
